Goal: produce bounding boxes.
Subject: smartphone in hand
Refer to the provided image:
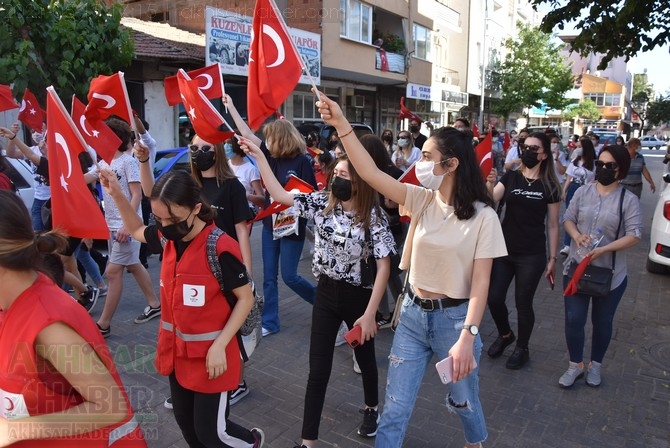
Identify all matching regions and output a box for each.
[435,356,454,384]
[548,272,555,290]
[344,324,379,349]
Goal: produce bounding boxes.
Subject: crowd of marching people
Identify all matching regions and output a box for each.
[0,79,654,448]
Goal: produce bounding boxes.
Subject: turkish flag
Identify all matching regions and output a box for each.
[564,256,592,296]
[46,87,109,240]
[253,174,314,222]
[398,162,420,223]
[177,70,234,144]
[17,89,46,132]
[305,146,323,159]
[398,97,422,122]
[503,131,511,153]
[71,96,120,164]
[164,64,223,106]
[472,122,480,138]
[247,0,303,130]
[0,85,19,112]
[85,72,133,124]
[378,49,389,72]
[475,131,493,180]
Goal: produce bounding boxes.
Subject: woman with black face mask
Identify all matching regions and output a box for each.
[380,128,397,157]
[99,169,265,447]
[240,137,396,448]
[485,132,562,370]
[559,145,641,389]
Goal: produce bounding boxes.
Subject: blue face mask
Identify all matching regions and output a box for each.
[224,143,235,159]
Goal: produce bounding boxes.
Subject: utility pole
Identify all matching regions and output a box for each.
[479,0,488,133]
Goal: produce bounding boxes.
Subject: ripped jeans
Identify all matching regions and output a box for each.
[375,292,487,447]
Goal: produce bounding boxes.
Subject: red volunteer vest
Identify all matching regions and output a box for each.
[0,273,146,447]
[155,224,242,393]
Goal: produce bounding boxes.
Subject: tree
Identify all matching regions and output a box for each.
[630,73,655,132]
[492,23,574,119]
[647,95,670,127]
[562,99,601,121]
[532,0,670,70]
[0,0,134,105]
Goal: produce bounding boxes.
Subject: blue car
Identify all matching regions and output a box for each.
[153,147,190,180]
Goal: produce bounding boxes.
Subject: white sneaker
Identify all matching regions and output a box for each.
[560,245,570,256]
[353,352,361,374]
[558,361,584,388]
[335,322,348,347]
[586,361,602,387]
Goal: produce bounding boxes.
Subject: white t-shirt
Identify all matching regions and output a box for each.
[229,160,261,208]
[392,146,421,172]
[566,160,595,185]
[400,184,507,298]
[101,152,141,230]
[29,146,51,201]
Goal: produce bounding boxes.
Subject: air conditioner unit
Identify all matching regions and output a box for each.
[353,95,365,108]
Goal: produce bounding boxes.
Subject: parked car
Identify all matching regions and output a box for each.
[297,121,374,150]
[153,147,190,181]
[4,157,35,212]
[647,172,670,274]
[590,130,618,146]
[640,135,666,149]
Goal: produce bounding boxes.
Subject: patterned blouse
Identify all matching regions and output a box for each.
[293,192,397,288]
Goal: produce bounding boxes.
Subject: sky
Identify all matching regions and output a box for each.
[628,44,670,96]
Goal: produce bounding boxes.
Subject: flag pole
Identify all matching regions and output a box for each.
[215,63,229,115]
[267,0,321,102]
[178,69,235,133]
[118,72,140,141]
[70,94,101,166]
[47,87,94,156]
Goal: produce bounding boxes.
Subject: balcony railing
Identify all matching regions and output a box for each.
[375,50,405,74]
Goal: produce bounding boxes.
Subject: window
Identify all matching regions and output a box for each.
[340,0,372,44]
[413,24,431,60]
[293,93,318,120]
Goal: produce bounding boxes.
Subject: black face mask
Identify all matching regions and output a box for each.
[382,135,393,143]
[595,166,618,186]
[521,150,541,169]
[329,140,338,149]
[331,176,352,201]
[157,213,194,242]
[409,125,419,133]
[193,150,215,171]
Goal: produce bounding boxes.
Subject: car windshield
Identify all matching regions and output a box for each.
[153,150,191,178]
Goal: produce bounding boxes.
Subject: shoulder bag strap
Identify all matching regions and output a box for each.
[610,188,626,271]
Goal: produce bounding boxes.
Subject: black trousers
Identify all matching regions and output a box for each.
[302,276,379,440]
[169,373,254,447]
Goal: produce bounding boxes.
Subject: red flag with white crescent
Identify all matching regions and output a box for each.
[398,97,423,122]
[17,88,45,132]
[253,174,314,222]
[0,84,19,113]
[46,87,109,239]
[85,72,133,124]
[503,130,511,153]
[164,64,223,106]
[475,131,493,180]
[71,96,120,164]
[247,0,303,130]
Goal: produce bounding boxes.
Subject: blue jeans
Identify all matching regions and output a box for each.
[563,182,582,247]
[376,293,486,447]
[261,226,316,333]
[563,276,627,364]
[487,253,546,349]
[31,198,47,231]
[75,244,104,285]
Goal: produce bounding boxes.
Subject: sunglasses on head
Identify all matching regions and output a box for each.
[189,144,212,153]
[595,160,618,170]
[521,144,543,153]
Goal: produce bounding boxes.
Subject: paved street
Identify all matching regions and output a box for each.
[94,152,670,448]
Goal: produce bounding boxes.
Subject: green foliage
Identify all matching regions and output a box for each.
[630,74,655,129]
[562,99,601,121]
[532,0,670,70]
[492,22,574,118]
[372,30,405,54]
[647,96,670,126]
[0,0,134,105]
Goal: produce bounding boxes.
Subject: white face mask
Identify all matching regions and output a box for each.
[551,142,559,151]
[415,160,446,190]
[397,138,409,147]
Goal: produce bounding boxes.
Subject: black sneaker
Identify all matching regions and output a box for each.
[134,305,161,324]
[506,346,530,370]
[487,331,516,358]
[79,285,100,313]
[164,396,173,410]
[357,407,379,437]
[250,428,265,448]
[229,381,249,405]
[376,316,392,330]
[96,323,110,338]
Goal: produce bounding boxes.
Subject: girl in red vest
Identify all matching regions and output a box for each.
[99,169,264,448]
[0,190,146,447]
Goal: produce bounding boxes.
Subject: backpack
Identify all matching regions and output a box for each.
[205,227,263,357]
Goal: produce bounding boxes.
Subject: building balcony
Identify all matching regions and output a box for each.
[375,50,405,74]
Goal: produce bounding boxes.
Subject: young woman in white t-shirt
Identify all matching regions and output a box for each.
[315,90,507,448]
[225,136,265,217]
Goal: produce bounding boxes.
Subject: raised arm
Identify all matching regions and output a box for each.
[222,94,261,146]
[238,137,294,206]
[314,89,407,206]
[133,142,155,197]
[99,169,148,243]
[0,126,40,164]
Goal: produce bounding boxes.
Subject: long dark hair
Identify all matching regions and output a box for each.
[428,127,493,219]
[323,155,381,229]
[577,137,596,171]
[0,191,67,274]
[151,170,215,223]
[526,132,562,199]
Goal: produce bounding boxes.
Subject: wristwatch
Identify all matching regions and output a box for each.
[462,324,479,336]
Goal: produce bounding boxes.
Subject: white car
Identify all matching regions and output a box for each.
[640,135,666,149]
[4,157,35,212]
[647,172,670,274]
